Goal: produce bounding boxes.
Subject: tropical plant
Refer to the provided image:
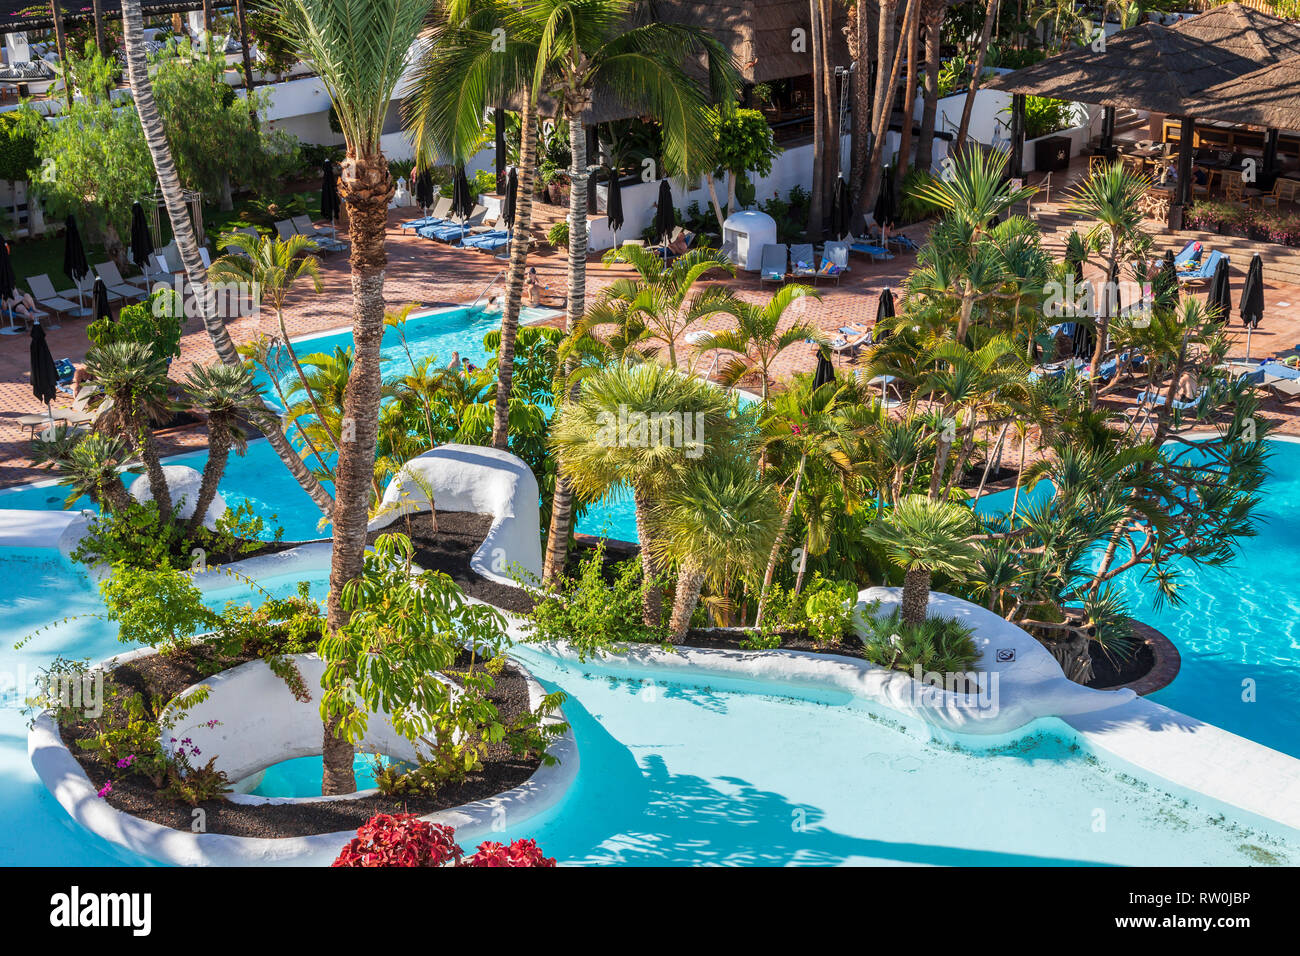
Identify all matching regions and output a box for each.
[31,430,135,513]
[582,245,737,369]
[864,494,981,625]
[183,363,263,533]
[548,362,737,625]
[650,458,780,640]
[707,285,824,402]
[80,342,176,520]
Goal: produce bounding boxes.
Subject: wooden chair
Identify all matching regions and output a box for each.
[1222,175,1251,207]
[1252,177,1300,210]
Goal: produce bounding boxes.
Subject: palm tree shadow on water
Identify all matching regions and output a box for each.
[519,673,1111,867]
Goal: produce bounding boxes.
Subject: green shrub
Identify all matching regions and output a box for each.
[87,291,183,362]
[99,563,218,652]
[522,542,668,659]
[547,219,570,249]
[70,499,275,571]
[858,609,979,675]
[900,168,940,224]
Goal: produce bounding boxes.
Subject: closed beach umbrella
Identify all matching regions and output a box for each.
[0,232,15,300]
[320,159,341,224]
[502,167,518,228]
[130,201,154,275]
[1155,250,1179,310]
[830,174,850,239]
[92,277,112,323]
[30,321,57,424]
[451,165,473,219]
[1207,256,1231,324]
[63,215,91,318]
[1241,252,1265,358]
[875,287,895,341]
[414,167,435,212]
[655,178,674,244]
[812,350,836,389]
[874,169,895,230]
[606,167,624,236]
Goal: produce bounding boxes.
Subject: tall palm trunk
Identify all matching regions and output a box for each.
[50,3,72,108]
[916,0,944,173]
[954,0,1000,152]
[861,0,917,224]
[807,0,826,237]
[819,0,839,213]
[669,561,705,642]
[755,453,806,625]
[322,150,394,796]
[900,566,931,625]
[633,488,663,627]
[188,429,230,534]
[493,93,537,449]
[92,0,107,55]
[234,0,258,126]
[130,411,172,520]
[120,1,334,519]
[894,7,921,188]
[542,99,592,582]
[276,305,341,450]
[849,0,871,218]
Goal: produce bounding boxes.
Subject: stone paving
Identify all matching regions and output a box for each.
[1,199,1298,490]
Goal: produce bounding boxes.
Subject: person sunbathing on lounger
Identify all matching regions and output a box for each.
[4,291,38,322]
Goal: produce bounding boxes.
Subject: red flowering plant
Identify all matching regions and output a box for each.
[462,839,557,868]
[332,813,465,868]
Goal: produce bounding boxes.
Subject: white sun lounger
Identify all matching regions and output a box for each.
[27,275,82,316]
[93,261,149,299]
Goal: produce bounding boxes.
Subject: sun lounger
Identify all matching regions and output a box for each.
[849,236,892,262]
[789,244,817,279]
[1176,250,1224,286]
[273,219,297,242]
[1172,239,1203,268]
[1258,362,1300,381]
[27,275,82,317]
[1095,351,1145,381]
[828,329,872,354]
[93,262,149,299]
[1137,387,1206,410]
[400,197,453,233]
[60,273,121,305]
[418,205,486,242]
[816,244,849,285]
[759,244,787,286]
[1263,376,1300,402]
[292,214,336,239]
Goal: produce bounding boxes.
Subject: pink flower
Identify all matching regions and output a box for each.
[97,781,112,798]
[115,755,135,769]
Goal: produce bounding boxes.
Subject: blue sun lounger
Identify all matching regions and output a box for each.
[1176,249,1224,285]
[400,198,453,233]
[460,230,509,249]
[1137,387,1206,410]
[849,238,893,262]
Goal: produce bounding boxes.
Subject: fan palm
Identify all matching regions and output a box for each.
[651,459,780,640]
[184,363,263,533]
[549,362,736,625]
[865,495,980,625]
[708,284,824,403]
[580,245,737,369]
[81,342,176,521]
[32,430,135,513]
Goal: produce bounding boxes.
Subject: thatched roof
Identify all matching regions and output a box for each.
[1169,3,1300,62]
[985,19,1267,116]
[1184,55,1300,130]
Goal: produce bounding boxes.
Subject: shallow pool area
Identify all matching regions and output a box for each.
[485,648,1297,866]
[238,753,401,799]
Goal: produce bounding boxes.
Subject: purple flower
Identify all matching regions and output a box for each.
[115,755,135,769]
[97,780,112,798]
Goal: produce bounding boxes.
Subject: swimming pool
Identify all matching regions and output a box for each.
[977,438,1300,760]
[3,547,1294,866]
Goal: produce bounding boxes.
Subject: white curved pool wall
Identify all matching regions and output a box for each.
[129,466,226,530]
[156,653,423,784]
[368,443,543,587]
[0,507,94,553]
[30,645,577,866]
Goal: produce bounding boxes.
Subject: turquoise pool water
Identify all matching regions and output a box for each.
[0,547,329,866]
[241,753,399,799]
[976,438,1300,760]
[487,648,1297,866]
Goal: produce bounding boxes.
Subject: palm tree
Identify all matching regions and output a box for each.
[270,0,432,796]
[865,494,980,625]
[651,459,780,641]
[708,285,824,403]
[754,379,857,624]
[1064,161,1151,407]
[912,149,1035,340]
[549,362,736,625]
[184,363,263,533]
[954,0,1000,151]
[120,0,334,520]
[81,342,176,520]
[209,232,336,448]
[915,0,949,174]
[580,245,737,369]
[32,431,135,513]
